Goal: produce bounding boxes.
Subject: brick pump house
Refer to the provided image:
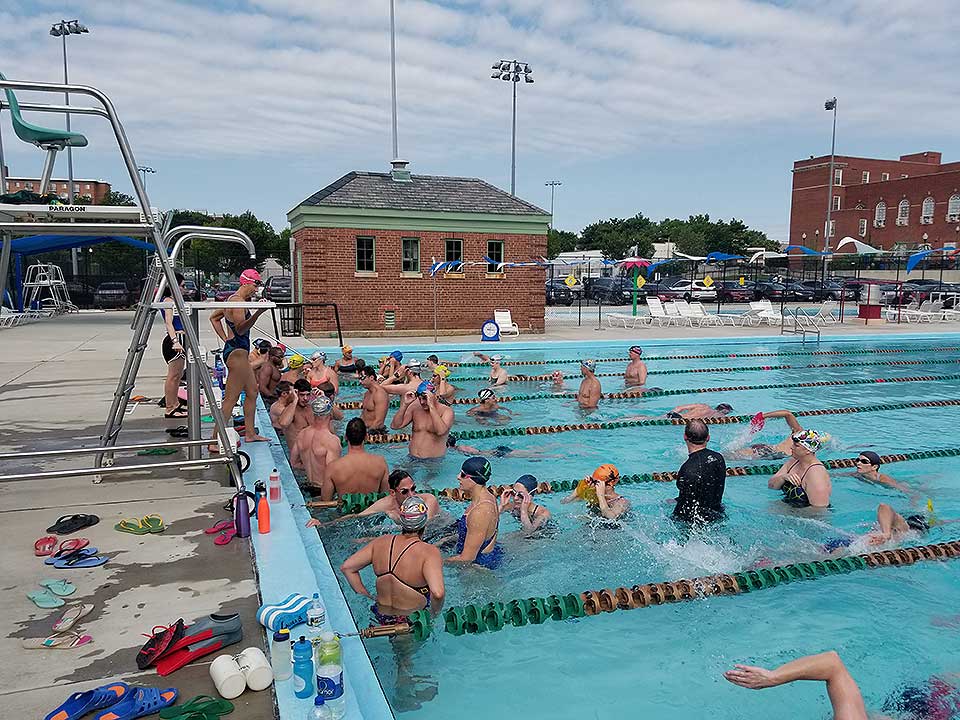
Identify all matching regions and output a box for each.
[288,163,551,335]
[790,150,960,252]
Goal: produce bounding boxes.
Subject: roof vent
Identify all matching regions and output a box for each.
[390,159,411,183]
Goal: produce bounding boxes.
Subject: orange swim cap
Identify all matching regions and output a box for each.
[591,464,620,484]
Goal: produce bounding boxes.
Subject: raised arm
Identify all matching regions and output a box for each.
[763,410,803,433]
[390,394,416,429]
[427,396,454,434]
[276,398,299,429]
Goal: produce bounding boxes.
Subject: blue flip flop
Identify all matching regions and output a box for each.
[91,686,178,720]
[45,681,129,720]
[45,548,98,566]
[54,550,108,569]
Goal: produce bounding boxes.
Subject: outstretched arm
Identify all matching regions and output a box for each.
[763,410,802,433]
[724,651,867,720]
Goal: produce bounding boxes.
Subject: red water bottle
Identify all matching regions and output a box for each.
[257,492,271,534]
[269,468,281,502]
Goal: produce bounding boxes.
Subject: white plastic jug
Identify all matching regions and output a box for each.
[209,654,246,699]
[237,646,274,691]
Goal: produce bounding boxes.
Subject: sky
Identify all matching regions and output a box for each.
[2,0,960,243]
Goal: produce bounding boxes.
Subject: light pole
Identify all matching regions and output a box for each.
[545,180,561,228]
[389,0,400,161]
[137,166,156,193]
[50,19,88,276]
[823,97,838,277]
[490,60,534,195]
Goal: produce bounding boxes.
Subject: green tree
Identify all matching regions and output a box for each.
[168,209,284,276]
[580,213,655,259]
[547,228,578,258]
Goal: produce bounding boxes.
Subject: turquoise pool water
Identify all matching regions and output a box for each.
[299,336,960,719]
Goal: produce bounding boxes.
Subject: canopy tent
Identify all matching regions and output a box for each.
[747,250,786,264]
[835,237,886,255]
[784,244,831,256]
[704,252,745,263]
[1,234,153,310]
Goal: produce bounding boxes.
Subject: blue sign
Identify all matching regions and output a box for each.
[481,320,500,342]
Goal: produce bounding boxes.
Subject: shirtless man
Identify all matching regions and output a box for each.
[359,367,390,433]
[308,468,442,529]
[431,364,456,401]
[381,360,424,396]
[577,359,602,409]
[486,354,509,388]
[321,418,390,501]
[466,388,514,424]
[315,381,345,422]
[257,346,284,400]
[280,354,306,384]
[307,351,339,394]
[268,381,293,430]
[289,395,342,491]
[249,339,272,373]
[667,402,733,420]
[391,382,454,460]
[274,378,314,448]
[625,345,648,386]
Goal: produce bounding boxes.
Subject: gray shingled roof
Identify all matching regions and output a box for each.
[298,172,549,216]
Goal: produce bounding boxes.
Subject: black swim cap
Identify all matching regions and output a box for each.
[461,456,492,484]
[446,435,458,448]
[906,514,929,533]
[715,403,733,413]
[859,450,882,468]
[515,474,537,493]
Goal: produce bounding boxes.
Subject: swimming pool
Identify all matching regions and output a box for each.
[298,334,960,718]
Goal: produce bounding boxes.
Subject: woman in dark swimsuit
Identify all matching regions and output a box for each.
[209,269,270,448]
[498,474,554,537]
[446,457,504,569]
[768,430,832,508]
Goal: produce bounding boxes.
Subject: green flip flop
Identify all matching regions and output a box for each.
[115,518,150,535]
[39,578,76,597]
[27,589,65,608]
[141,514,165,533]
[159,695,234,718]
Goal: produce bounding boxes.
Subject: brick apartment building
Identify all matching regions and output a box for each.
[1,172,111,204]
[790,151,960,252]
[287,164,551,335]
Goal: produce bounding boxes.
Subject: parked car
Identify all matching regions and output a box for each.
[94,281,131,308]
[784,282,816,301]
[652,279,717,302]
[264,275,293,303]
[586,276,636,305]
[214,282,240,302]
[800,280,856,301]
[716,280,754,303]
[545,279,575,306]
[181,279,202,302]
[754,282,788,301]
[879,283,926,305]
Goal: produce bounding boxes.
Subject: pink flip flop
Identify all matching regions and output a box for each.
[214,527,237,546]
[204,519,234,535]
[34,536,57,556]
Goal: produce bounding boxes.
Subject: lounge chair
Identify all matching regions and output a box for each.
[494,309,520,336]
[606,312,649,329]
[812,300,839,324]
[646,298,678,326]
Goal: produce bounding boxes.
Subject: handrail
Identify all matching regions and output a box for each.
[154,228,257,301]
[0,99,110,119]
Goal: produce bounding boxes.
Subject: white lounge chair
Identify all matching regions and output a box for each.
[812,300,839,324]
[646,298,678,326]
[690,301,740,326]
[494,309,520,335]
[902,301,943,323]
[606,312,649,329]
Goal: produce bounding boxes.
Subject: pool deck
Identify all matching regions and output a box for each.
[2,309,959,718]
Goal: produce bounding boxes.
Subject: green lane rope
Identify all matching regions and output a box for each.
[345,372,960,411]
[362,392,960,447]
[402,540,960,640]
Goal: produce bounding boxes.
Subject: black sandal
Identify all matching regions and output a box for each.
[165,408,188,419]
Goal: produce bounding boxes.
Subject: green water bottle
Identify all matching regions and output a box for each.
[318,632,341,666]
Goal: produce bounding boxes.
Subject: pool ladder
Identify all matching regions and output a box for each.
[781,307,821,343]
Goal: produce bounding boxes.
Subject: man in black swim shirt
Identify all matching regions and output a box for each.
[673,419,727,523]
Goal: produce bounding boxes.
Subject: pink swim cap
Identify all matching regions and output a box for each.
[239,269,261,285]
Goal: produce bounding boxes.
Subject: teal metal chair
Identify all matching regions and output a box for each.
[0,71,87,195]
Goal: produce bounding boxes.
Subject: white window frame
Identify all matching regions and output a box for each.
[896,199,910,226]
[832,195,841,211]
[881,172,890,181]
[947,194,960,222]
[861,171,870,184]
[921,196,935,224]
[828,219,836,237]
[858,218,867,237]
[833,169,843,186]
[874,201,886,228]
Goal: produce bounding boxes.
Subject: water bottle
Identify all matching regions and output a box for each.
[306,593,326,631]
[233,490,252,539]
[307,696,333,720]
[292,637,314,699]
[269,468,282,502]
[316,663,345,719]
[317,632,341,666]
[257,491,271,534]
[213,352,225,391]
[270,629,291,681]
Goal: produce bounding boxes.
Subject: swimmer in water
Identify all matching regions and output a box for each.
[725,651,868,720]
[445,436,558,459]
[381,359,425,396]
[280,354,306,384]
[445,457,504,568]
[466,388,514,424]
[333,344,358,373]
[734,409,801,459]
[308,468,442,529]
[549,370,565,391]
[431,364,456,400]
[673,419,726,524]
[665,402,733,420]
[577,359,601,409]
[379,350,404,379]
[497,474,553,537]
[849,450,911,493]
[473,352,509,387]
[625,345,648,386]
[561,464,629,521]
[306,351,339,394]
[390,381,454,460]
[768,429,832,508]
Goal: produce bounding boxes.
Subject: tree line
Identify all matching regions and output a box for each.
[548,213,780,260]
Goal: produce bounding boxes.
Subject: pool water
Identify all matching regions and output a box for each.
[301,336,960,719]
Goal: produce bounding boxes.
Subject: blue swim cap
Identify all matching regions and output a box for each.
[515,474,537,493]
[390,350,403,361]
[416,380,434,395]
[460,456,492,484]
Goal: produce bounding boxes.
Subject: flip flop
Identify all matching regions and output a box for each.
[91,686,178,720]
[35,536,58,556]
[45,546,98,566]
[39,578,77,597]
[165,427,189,438]
[28,589,66,608]
[22,631,93,650]
[213,528,237,546]
[141,514,165,533]
[136,620,185,670]
[47,514,100,535]
[203,519,234,535]
[44,681,129,720]
[158,695,233,719]
[164,408,188,419]
[114,518,149,535]
[137,447,178,456]
[53,603,95,633]
[200,415,214,423]
[57,538,90,555]
[54,550,109,569]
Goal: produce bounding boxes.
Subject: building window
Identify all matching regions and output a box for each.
[486,239,504,273]
[401,237,420,273]
[948,194,960,222]
[897,199,910,226]
[833,169,843,186]
[85,184,91,191]
[921,196,935,224]
[858,218,867,237]
[874,201,886,228]
[881,172,890,181]
[26,182,34,190]
[356,236,375,272]
[444,238,463,266]
[862,171,870,184]
[828,219,836,237]
[832,195,841,211]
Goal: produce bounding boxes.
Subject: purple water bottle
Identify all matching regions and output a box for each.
[233,489,252,538]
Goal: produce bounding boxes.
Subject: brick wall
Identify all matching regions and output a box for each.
[293,226,547,334]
